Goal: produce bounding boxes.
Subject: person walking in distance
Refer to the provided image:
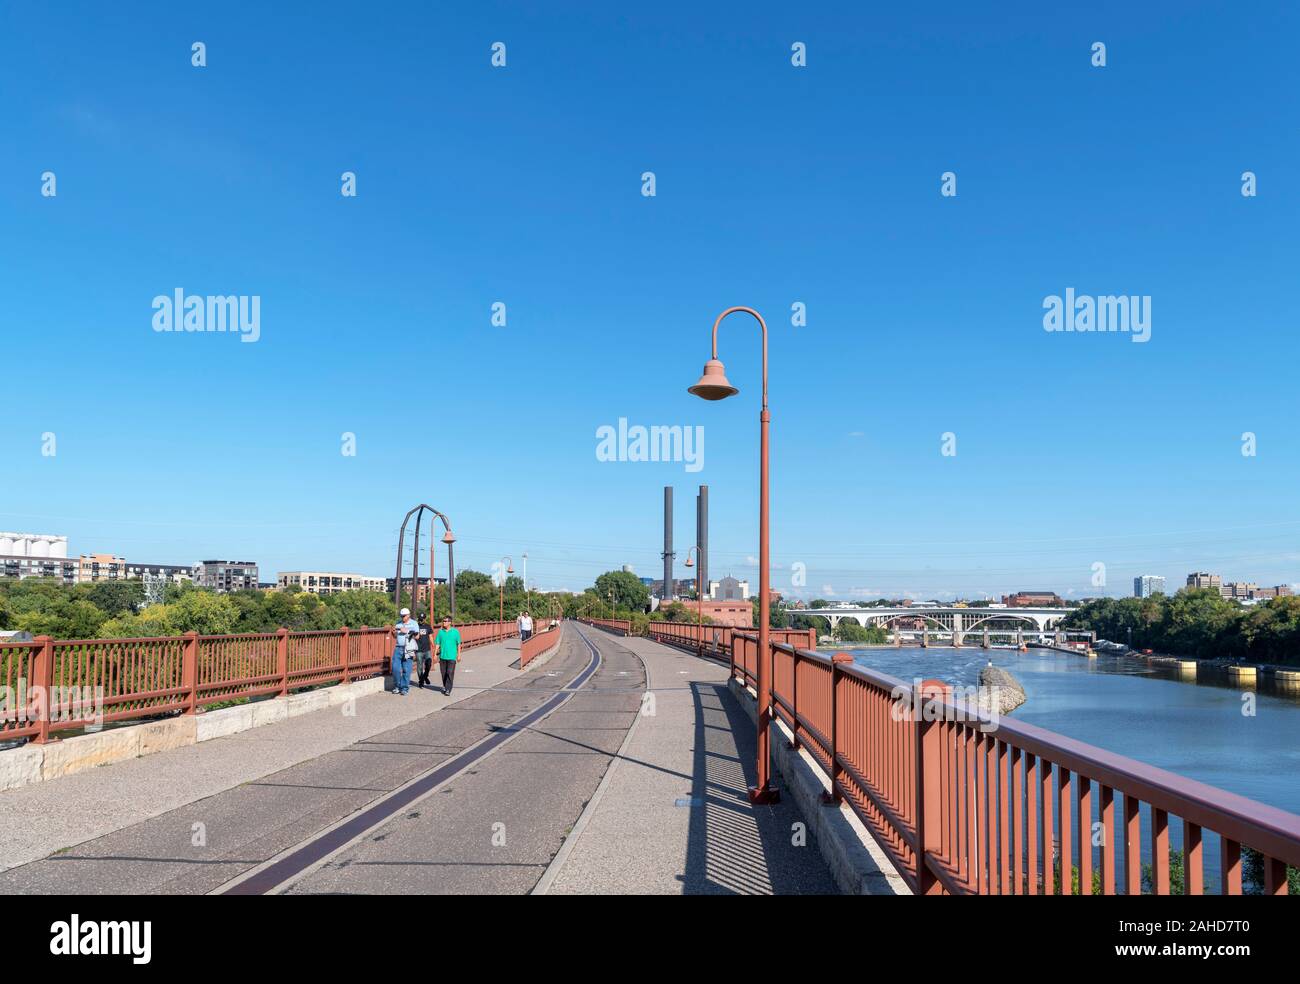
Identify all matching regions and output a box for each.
[521,610,533,642]
[434,615,462,697]
[516,610,526,642]
[392,607,419,696]
[415,612,434,689]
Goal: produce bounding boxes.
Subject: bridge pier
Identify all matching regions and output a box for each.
[952,631,962,648]
[982,629,989,649]
[920,630,928,648]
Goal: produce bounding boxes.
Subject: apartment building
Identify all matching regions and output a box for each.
[278,571,386,595]
[77,554,127,583]
[193,560,259,593]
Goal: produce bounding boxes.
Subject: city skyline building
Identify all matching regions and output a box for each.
[1134,575,1166,598]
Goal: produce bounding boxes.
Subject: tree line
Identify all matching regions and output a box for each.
[1062,589,1300,663]
[0,572,575,640]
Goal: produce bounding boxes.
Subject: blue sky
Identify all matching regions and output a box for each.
[2,1,1298,600]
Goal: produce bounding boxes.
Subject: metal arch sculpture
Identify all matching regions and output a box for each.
[394,505,457,620]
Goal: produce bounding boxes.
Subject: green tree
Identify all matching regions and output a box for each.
[593,571,650,612]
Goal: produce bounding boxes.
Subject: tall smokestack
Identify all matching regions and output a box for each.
[662,486,674,601]
[697,485,708,599]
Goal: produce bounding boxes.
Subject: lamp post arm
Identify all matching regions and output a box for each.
[710,306,768,410]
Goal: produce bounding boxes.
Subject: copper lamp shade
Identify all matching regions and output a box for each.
[442,531,456,544]
[688,359,738,401]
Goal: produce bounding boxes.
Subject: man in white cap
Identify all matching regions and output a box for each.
[392,607,419,695]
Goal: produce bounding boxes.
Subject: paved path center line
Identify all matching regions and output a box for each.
[214,626,602,896]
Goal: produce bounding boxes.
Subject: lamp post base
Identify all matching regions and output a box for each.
[747,783,780,805]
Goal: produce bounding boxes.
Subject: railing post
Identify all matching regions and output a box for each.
[277,627,289,697]
[31,635,55,744]
[915,688,942,894]
[788,649,800,751]
[340,626,351,684]
[822,652,852,805]
[182,631,198,714]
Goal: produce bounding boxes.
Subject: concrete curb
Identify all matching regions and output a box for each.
[0,676,391,793]
[728,676,911,896]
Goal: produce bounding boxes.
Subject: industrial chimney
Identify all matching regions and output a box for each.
[696,485,708,600]
[662,486,674,601]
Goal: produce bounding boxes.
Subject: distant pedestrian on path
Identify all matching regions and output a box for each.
[517,610,526,641]
[392,607,418,696]
[435,615,462,696]
[521,610,533,642]
[415,612,434,689]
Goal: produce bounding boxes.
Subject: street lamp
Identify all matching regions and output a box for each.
[688,305,778,804]
[684,545,703,659]
[498,557,514,624]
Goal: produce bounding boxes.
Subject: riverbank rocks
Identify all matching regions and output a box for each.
[977,664,1027,715]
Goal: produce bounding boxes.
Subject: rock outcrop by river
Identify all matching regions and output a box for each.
[977,663,1027,715]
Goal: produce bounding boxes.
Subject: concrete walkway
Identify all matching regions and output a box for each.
[0,635,531,875]
[537,631,839,895]
[0,627,839,895]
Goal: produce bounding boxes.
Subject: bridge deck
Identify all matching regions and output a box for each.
[0,625,837,895]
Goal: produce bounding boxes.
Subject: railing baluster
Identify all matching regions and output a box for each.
[1184,820,1203,895]
[1263,855,1288,896]
[1027,753,1039,895]
[1078,776,1093,895]
[1100,785,1115,895]
[1059,767,1073,894]
[1011,746,1023,895]
[1153,807,1170,895]
[1124,795,1142,895]
[1220,836,1241,895]
[998,740,1010,893]
[1041,760,1055,894]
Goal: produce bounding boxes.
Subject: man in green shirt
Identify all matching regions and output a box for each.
[434,615,463,696]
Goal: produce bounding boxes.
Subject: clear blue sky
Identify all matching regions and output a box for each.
[2,1,1298,600]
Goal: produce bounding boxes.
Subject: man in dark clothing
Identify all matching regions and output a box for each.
[415,613,434,689]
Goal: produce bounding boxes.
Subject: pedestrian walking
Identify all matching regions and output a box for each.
[434,615,462,696]
[392,607,419,696]
[521,610,533,642]
[415,612,434,689]
[517,610,526,641]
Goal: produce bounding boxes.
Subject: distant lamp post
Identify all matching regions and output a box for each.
[688,305,778,804]
[685,546,703,659]
[498,557,515,623]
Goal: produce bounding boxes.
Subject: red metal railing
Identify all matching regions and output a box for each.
[0,620,519,744]
[731,638,1300,896]
[649,622,816,665]
[520,622,563,668]
[580,618,633,636]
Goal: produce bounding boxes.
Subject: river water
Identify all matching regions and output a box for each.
[844,646,1300,863]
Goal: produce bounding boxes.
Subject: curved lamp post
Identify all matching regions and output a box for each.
[498,557,515,624]
[684,545,703,659]
[394,505,457,620]
[688,305,778,805]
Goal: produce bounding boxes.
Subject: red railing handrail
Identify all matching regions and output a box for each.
[766,640,1300,868]
[0,619,522,744]
[716,633,1300,894]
